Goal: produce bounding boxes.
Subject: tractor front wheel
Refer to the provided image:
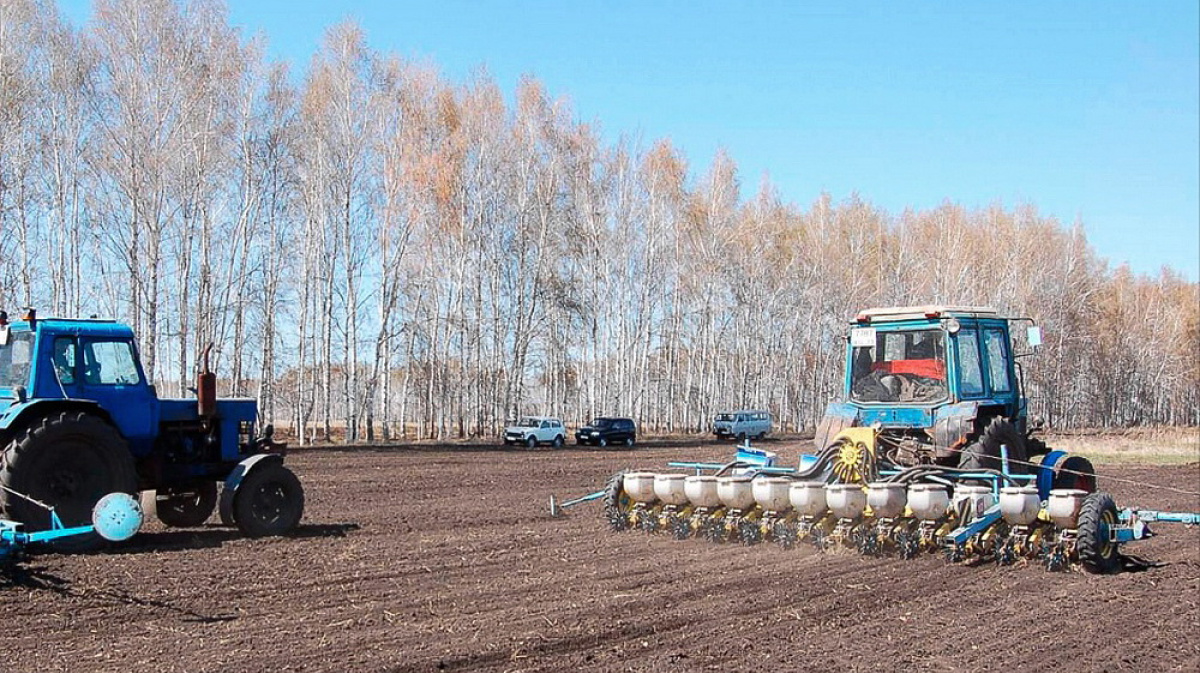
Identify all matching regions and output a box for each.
[0,411,137,552]
[231,463,304,537]
[149,482,218,527]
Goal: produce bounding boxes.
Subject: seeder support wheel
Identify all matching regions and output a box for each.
[1076,492,1120,574]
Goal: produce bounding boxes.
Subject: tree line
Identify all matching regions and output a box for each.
[1,0,1196,442]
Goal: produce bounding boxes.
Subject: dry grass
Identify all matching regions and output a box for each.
[1045,427,1200,465]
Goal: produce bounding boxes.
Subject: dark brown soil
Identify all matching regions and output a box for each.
[2,438,1198,672]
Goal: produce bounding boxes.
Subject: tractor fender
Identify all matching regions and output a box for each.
[813,402,858,450]
[930,402,980,459]
[0,399,118,447]
[218,453,285,526]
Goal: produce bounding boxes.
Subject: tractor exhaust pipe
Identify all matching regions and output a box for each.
[198,343,216,420]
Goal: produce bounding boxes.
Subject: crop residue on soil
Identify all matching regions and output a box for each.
[2,439,1198,672]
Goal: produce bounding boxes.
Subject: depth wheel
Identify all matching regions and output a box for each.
[232,463,304,537]
[602,471,632,531]
[150,482,218,527]
[0,411,136,552]
[1077,492,1120,573]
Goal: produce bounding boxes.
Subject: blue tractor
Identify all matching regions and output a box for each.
[814,305,1094,488]
[566,305,1196,573]
[0,309,303,551]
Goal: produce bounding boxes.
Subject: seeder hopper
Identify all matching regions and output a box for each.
[582,434,1198,573]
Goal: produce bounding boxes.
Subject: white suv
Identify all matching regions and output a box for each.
[713,410,772,441]
[503,416,567,448]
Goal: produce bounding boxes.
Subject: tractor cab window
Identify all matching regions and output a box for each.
[984,329,1012,394]
[81,340,143,386]
[0,331,34,388]
[52,337,77,385]
[850,328,948,404]
[957,330,985,396]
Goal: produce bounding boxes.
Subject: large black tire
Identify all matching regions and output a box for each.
[624,436,634,447]
[0,411,137,552]
[231,462,304,537]
[525,435,536,449]
[958,417,1029,474]
[1077,492,1120,573]
[1051,455,1097,493]
[598,437,608,448]
[552,435,564,449]
[151,482,218,528]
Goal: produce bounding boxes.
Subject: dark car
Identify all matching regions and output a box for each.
[575,417,637,447]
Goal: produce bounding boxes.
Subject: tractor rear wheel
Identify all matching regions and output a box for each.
[0,411,137,552]
[1076,492,1120,573]
[232,463,304,537]
[958,417,1028,474]
[1051,454,1097,492]
[150,482,218,527]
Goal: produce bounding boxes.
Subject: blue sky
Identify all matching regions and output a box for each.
[63,1,1199,280]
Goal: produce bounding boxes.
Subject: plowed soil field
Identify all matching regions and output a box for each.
[2,438,1198,672]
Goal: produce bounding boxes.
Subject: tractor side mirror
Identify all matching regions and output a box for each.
[1026,326,1043,348]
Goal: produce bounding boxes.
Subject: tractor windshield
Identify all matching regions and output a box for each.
[0,330,34,389]
[850,328,948,404]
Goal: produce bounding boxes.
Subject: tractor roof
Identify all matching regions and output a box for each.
[9,318,133,339]
[855,305,1000,323]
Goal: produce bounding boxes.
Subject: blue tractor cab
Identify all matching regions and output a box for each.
[0,309,303,550]
[814,306,1089,484]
